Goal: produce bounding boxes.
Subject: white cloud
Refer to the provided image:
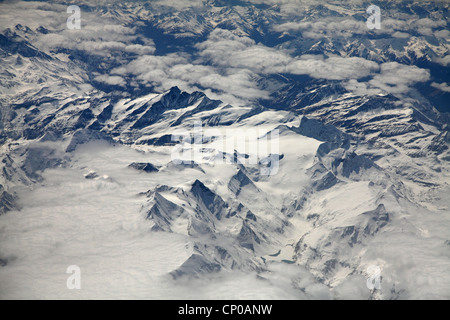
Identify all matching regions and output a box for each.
[434,55,450,66]
[368,62,430,94]
[94,74,126,87]
[35,23,155,56]
[273,14,448,40]
[109,30,287,104]
[344,79,382,96]
[431,82,450,93]
[195,29,292,74]
[0,2,155,58]
[392,31,409,38]
[416,18,446,29]
[110,26,433,103]
[345,62,431,96]
[434,29,450,39]
[124,44,156,55]
[285,56,379,80]
[0,142,330,299]
[3,1,434,103]
[152,0,204,9]
[273,18,368,38]
[381,17,447,37]
[111,28,385,104]
[195,28,379,81]
[0,1,66,31]
[111,53,269,105]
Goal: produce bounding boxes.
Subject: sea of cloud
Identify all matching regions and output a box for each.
[0,142,331,299]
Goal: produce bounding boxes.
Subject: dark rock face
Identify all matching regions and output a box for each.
[166,160,205,173]
[137,134,177,146]
[73,109,95,130]
[0,184,18,214]
[237,221,261,251]
[21,145,64,181]
[131,87,221,131]
[170,254,221,279]
[191,179,228,220]
[427,131,450,153]
[362,204,390,234]
[65,129,113,152]
[245,210,257,221]
[84,172,99,179]
[228,169,258,196]
[146,192,184,232]
[312,171,339,191]
[336,204,390,247]
[341,152,379,178]
[128,162,159,173]
[292,116,351,151]
[0,31,51,59]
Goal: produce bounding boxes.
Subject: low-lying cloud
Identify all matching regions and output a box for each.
[344,62,431,95]
[112,27,430,102]
[1,1,439,104]
[431,82,450,93]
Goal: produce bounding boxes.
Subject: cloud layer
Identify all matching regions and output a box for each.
[111,27,431,102]
[1,1,442,103]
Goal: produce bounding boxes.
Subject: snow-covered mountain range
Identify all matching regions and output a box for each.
[0,0,449,299]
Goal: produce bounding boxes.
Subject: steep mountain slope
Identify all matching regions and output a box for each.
[0,0,449,299]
